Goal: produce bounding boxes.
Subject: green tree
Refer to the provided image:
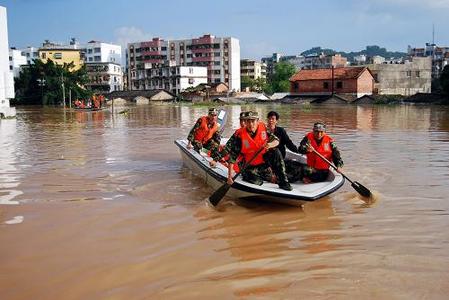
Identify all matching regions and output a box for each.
[14,59,91,106]
[241,76,255,91]
[268,61,297,93]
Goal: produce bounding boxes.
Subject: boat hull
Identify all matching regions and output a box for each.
[175,139,344,206]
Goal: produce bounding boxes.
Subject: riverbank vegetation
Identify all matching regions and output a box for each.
[13,59,91,106]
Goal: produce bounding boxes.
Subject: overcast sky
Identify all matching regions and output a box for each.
[2,0,449,59]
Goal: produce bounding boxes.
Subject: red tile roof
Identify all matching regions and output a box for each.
[290,67,370,81]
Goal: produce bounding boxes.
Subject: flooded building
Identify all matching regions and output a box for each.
[289,66,374,98]
[145,65,208,95]
[0,6,15,118]
[408,43,449,78]
[85,62,123,93]
[367,57,432,96]
[127,34,240,92]
[8,48,27,78]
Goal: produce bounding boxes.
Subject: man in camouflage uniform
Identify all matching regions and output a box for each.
[187,108,221,158]
[218,111,292,191]
[296,122,344,183]
[210,111,247,170]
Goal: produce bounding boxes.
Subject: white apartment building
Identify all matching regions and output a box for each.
[20,46,39,64]
[81,41,121,64]
[0,6,15,118]
[240,59,267,80]
[146,66,207,95]
[9,48,27,77]
[127,34,240,92]
[85,62,123,93]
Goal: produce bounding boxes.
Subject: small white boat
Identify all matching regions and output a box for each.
[174,138,345,206]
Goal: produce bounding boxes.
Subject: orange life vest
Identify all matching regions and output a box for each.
[194,116,218,144]
[240,122,268,166]
[305,132,333,170]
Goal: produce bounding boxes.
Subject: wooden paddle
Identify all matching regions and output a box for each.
[311,148,372,197]
[208,145,266,206]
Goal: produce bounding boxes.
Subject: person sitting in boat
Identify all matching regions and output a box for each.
[187,108,221,158]
[297,122,344,183]
[224,111,292,191]
[209,111,248,171]
[266,111,298,159]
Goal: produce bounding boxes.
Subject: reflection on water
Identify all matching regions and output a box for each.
[1,104,449,299]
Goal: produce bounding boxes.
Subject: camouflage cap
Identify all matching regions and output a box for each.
[313,122,326,132]
[244,111,259,120]
[239,111,248,119]
[208,108,218,115]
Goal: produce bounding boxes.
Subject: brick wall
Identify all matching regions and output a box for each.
[290,69,373,95]
[357,70,374,94]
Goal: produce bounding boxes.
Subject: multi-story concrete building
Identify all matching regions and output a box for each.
[81,41,121,64]
[9,48,27,77]
[0,6,15,118]
[280,55,305,70]
[261,52,282,78]
[85,62,123,93]
[367,56,432,96]
[145,66,207,95]
[303,53,347,70]
[240,59,266,80]
[408,43,449,78]
[127,34,240,92]
[20,46,39,64]
[38,41,83,71]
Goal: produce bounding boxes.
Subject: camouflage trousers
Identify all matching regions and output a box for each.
[192,139,220,159]
[285,160,329,183]
[241,149,289,186]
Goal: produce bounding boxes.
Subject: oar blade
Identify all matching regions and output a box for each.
[208,183,232,206]
[351,181,371,198]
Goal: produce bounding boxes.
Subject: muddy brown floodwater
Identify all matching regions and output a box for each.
[1,104,449,299]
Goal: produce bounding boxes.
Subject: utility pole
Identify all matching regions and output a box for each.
[37,78,46,105]
[61,72,66,107]
[331,65,335,96]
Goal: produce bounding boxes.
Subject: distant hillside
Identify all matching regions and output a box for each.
[301,45,407,61]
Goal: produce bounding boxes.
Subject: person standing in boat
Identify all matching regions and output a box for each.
[209,111,248,170]
[225,111,293,191]
[187,108,221,158]
[266,111,298,159]
[297,122,343,183]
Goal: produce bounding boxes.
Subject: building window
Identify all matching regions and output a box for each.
[323,82,329,89]
[94,47,101,53]
[88,49,93,54]
[41,53,47,59]
[53,53,62,59]
[415,71,420,77]
[88,57,93,62]
[94,56,101,62]
[406,70,412,77]
[294,82,299,92]
[9,56,12,61]
[336,81,343,89]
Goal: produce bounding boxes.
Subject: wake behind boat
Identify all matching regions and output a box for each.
[175,138,345,206]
